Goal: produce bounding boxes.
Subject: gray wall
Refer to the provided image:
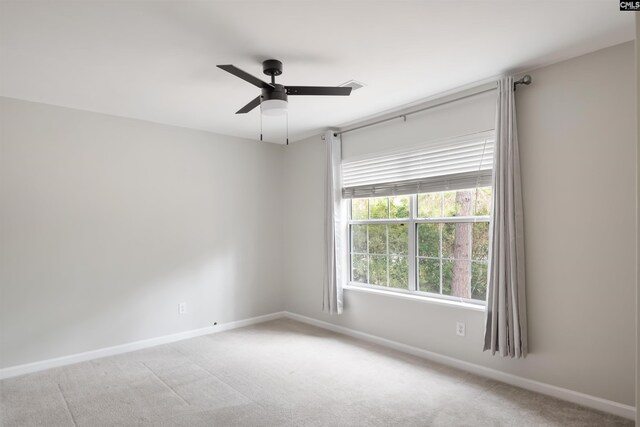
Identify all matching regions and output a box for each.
[283,42,636,406]
[0,98,284,368]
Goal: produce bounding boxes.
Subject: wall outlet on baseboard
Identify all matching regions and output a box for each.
[456,322,465,337]
[178,303,186,315]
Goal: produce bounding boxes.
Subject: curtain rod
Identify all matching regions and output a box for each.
[330,75,532,138]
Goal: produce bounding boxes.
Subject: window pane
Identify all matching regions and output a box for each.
[388,224,408,255]
[352,255,368,283]
[390,196,410,219]
[443,189,474,217]
[368,224,387,254]
[473,187,492,216]
[447,259,472,299]
[442,259,454,296]
[471,261,488,300]
[418,192,441,218]
[351,224,367,253]
[417,223,440,258]
[418,258,440,293]
[472,222,490,261]
[369,197,389,219]
[443,222,472,260]
[389,256,408,289]
[443,191,456,216]
[351,198,368,220]
[441,223,455,259]
[370,255,387,286]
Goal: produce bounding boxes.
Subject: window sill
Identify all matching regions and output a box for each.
[343,284,487,312]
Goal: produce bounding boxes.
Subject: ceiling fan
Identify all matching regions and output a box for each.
[217,59,352,116]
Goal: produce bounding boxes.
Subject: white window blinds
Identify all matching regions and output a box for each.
[342,132,494,199]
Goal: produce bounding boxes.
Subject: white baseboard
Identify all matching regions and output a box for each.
[0,311,286,380]
[283,311,636,421]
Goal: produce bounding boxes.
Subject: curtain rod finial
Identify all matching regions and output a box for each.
[514,75,532,90]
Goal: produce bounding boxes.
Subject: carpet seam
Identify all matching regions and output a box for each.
[140,362,191,406]
[56,383,78,427]
[170,344,280,417]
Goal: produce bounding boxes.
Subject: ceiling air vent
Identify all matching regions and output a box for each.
[340,80,366,91]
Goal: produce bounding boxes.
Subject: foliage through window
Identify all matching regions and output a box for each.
[348,187,491,303]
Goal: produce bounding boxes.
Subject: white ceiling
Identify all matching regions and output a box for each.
[0,1,634,143]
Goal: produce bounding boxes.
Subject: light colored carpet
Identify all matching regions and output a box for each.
[0,318,632,426]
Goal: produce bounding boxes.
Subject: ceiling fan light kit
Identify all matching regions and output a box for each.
[261,99,287,116]
[217,59,352,143]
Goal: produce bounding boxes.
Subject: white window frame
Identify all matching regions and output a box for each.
[347,192,489,306]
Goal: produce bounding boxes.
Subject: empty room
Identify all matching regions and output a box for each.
[0,1,638,426]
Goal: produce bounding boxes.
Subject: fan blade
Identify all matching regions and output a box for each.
[285,86,352,96]
[236,96,261,114]
[217,65,274,89]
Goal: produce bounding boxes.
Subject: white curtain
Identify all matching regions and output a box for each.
[323,130,347,314]
[483,77,528,358]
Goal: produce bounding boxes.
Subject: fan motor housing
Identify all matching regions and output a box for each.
[262,84,288,102]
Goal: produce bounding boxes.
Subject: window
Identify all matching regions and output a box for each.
[348,187,491,304]
[342,132,494,304]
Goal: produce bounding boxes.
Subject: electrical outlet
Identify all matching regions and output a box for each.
[456,322,466,337]
[178,303,186,315]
